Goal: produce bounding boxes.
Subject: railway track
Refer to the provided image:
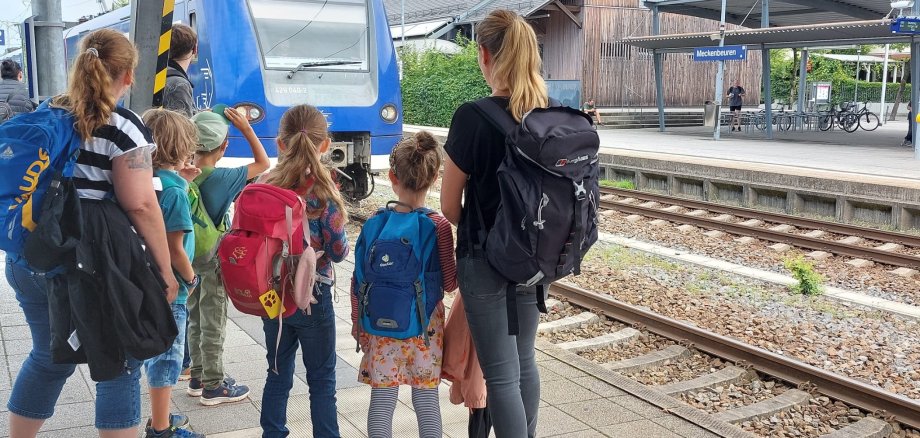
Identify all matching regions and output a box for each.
[546,281,920,437]
[599,187,920,270]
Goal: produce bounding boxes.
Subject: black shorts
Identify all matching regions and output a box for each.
[730,105,742,112]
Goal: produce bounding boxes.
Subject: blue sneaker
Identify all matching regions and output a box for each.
[145,424,204,438]
[200,381,250,406]
[145,414,189,430]
[187,376,236,397]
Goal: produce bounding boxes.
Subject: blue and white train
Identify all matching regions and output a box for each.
[55,0,403,199]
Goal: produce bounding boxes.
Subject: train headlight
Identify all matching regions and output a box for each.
[233,103,265,124]
[380,104,398,123]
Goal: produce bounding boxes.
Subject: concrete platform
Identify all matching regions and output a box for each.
[0,254,715,437]
[598,122,920,230]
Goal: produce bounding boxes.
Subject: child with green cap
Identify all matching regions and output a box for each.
[186,106,270,406]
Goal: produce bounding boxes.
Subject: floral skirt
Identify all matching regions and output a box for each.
[358,303,445,389]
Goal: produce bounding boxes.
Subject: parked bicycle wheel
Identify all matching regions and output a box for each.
[858,112,880,131]
[777,114,792,131]
[842,114,860,133]
[818,114,833,131]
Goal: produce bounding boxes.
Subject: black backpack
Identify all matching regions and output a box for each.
[471,98,600,334]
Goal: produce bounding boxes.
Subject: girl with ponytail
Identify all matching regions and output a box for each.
[259,104,350,437]
[440,9,549,438]
[350,131,457,437]
[8,29,178,438]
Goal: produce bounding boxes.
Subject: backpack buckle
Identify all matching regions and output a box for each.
[573,181,587,201]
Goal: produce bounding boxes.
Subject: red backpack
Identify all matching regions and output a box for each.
[218,183,307,319]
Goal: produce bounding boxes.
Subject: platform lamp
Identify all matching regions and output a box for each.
[892,1,915,17]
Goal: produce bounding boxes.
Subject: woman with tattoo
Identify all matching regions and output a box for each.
[6,29,178,438]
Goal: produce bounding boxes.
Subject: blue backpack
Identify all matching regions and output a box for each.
[0,102,82,258]
[353,202,443,345]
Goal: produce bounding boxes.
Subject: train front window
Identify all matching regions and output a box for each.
[248,0,369,72]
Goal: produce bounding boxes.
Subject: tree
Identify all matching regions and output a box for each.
[111,0,129,8]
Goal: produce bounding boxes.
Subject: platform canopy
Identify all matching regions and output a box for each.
[643,0,893,29]
[624,20,908,53]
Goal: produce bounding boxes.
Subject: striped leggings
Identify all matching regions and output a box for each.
[367,386,442,438]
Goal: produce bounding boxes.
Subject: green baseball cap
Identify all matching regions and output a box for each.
[191,109,230,152]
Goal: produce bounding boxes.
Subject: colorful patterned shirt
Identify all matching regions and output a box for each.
[305,193,349,278]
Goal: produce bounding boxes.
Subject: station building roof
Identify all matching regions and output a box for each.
[624,19,911,52]
[643,0,893,29]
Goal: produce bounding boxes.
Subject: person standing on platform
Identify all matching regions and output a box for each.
[161,23,198,380]
[163,24,198,118]
[904,102,913,147]
[0,59,36,121]
[259,105,349,438]
[727,80,745,132]
[441,9,548,438]
[6,29,180,438]
[351,131,457,438]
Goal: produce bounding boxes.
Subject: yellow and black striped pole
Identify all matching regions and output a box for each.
[152,1,174,107]
[127,0,175,113]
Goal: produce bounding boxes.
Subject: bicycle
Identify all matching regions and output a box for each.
[753,106,793,132]
[849,102,880,132]
[817,102,857,132]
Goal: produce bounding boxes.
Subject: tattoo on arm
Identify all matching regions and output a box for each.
[125,147,152,170]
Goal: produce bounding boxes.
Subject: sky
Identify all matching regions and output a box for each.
[1,0,103,49]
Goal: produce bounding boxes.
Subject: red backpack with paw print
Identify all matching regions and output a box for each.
[218,183,314,319]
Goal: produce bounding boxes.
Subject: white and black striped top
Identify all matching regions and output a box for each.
[74,107,156,200]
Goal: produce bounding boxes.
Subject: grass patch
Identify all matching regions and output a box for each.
[600,179,636,190]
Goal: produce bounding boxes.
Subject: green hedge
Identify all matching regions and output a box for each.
[400,40,490,128]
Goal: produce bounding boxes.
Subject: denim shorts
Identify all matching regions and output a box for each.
[144,303,188,388]
[6,258,144,429]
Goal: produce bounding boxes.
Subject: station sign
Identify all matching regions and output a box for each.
[892,16,920,34]
[693,45,747,62]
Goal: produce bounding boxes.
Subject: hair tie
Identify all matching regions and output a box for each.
[300,129,309,135]
[86,48,100,58]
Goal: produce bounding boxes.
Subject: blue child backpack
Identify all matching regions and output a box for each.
[353,201,443,345]
[0,101,82,259]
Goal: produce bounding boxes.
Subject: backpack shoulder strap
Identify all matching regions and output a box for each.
[193,167,216,186]
[471,98,517,136]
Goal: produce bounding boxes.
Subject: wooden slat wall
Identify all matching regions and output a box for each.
[541,9,584,81]
[580,0,763,107]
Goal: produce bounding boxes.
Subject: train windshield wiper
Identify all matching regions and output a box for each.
[287,60,362,78]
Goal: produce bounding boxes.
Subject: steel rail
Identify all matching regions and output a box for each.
[551,281,920,429]
[600,187,920,248]
[600,199,920,269]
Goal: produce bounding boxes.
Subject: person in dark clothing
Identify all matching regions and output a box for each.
[904,102,913,147]
[163,24,198,118]
[0,59,37,116]
[726,80,745,132]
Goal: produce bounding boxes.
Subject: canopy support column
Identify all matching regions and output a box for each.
[797,49,808,129]
[713,0,727,141]
[914,2,920,159]
[653,6,666,132]
[762,0,773,139]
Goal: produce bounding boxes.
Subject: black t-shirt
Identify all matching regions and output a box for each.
[444,97,510,257]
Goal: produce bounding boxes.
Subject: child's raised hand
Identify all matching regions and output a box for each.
[224,107,254,134]
[179,161,202,183]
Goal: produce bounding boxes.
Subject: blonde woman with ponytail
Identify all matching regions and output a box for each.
[8,29,177,438]
[440,9,549,437]
[259,104,349,437]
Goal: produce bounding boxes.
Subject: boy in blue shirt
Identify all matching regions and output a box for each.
[142,109,203,438]
[186,107,270,405]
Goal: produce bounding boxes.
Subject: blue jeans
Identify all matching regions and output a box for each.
[144,303,188,388]
[5,258,143,430]
[260,284,339,438]
[458,255,541,438]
